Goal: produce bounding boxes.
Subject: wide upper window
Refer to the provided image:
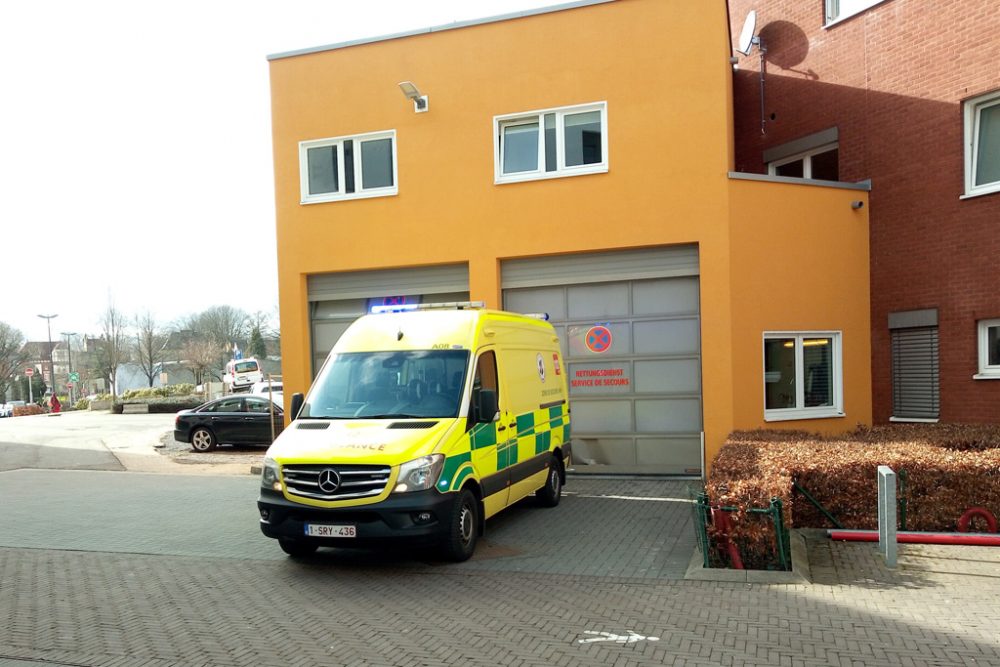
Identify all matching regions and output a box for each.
[763,332,844,421]
[825,0,885,25]
[976,319,1000,379]
[299,130,397,204]
[964,90,1000,198]
[494,102,608,184]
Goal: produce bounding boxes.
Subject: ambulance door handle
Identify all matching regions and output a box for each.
[497,425,506,432]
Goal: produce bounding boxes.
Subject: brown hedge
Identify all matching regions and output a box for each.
[705,425,1000,568]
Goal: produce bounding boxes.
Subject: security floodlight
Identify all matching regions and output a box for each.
[398,81,428,113]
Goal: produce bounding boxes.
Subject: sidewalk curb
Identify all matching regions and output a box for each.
[684,529,813,584]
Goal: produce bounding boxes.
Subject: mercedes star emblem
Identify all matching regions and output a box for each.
[318,468,342,494]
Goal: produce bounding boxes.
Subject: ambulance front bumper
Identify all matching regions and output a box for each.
[257,488,454,546]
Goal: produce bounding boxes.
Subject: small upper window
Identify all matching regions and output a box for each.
[763,332,844,421]
[299,130,397,204]
[976,319,1000,378]
[494,102,607,184]
[964,90,1000,198]
[825,0,885,25]
[768,143,839,181]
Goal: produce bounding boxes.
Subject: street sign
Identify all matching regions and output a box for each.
[69,372,80,383]
[24,368,34,377]
[67,382,74,389]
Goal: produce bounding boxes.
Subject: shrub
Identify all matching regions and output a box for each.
[74,398,90,411]
[120,384,198,400]
[706,425,1000,569]
[13,405,46,417]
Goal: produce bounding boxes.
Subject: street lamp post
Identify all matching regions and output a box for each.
[61,332,77,405]
[37,314,57,397]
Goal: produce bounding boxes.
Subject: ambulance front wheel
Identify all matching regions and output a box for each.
[442,488,478,562]
[278,538,318,558]
[535,455,563,508]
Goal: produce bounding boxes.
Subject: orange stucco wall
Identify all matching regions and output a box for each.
[728,178,872,433]
[268,0,871,471]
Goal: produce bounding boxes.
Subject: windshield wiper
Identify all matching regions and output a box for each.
[300,415,353,420]
[357,413,423,419]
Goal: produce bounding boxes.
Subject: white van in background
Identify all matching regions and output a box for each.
[223,358,263,392]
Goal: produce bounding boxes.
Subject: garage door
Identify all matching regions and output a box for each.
[502,247,702,475]
[308,264,469,376]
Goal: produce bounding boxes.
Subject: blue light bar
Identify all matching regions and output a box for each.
[370,304,420,314]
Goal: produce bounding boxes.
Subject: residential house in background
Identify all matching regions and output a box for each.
[728,0,1000,424]
[268,0,872,475]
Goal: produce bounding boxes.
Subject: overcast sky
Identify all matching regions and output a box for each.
[1,0,560,343]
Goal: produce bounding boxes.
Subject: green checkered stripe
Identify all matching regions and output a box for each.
[516,403,569,462]
[439,404,569,492]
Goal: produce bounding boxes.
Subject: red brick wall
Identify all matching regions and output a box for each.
[728,0,1000,423]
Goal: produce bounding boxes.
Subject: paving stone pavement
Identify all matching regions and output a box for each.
[1,470,999,666]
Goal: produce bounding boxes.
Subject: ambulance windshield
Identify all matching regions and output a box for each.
[301,350,470,419]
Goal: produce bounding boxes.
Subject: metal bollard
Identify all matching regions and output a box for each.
[878,466,897,567]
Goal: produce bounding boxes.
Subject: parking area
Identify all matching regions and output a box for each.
[3,468,1000,666]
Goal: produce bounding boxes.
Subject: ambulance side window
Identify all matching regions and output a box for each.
[471,351,499,420]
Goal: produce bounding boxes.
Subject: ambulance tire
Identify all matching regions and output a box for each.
[278,538,318,558]
[442,488,479,562]
[535,456,562,507]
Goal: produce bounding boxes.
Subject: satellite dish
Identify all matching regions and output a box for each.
[737,10,757,56]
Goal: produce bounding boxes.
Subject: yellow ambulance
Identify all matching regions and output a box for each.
[257,303,571,561]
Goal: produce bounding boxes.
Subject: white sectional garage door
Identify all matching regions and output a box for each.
[502,247,702,475]
[307,264,469,376]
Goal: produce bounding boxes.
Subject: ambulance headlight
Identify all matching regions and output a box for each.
[393,454,445,493]
[261,457,282,492]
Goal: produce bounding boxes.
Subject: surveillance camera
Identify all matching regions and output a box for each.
[851,200,864,210]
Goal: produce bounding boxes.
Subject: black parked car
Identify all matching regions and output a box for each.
[174,395,284,452]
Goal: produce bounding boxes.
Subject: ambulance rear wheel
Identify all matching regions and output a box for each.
[442,488,478,562]
[535,456,562,507]
[278,538,318,558]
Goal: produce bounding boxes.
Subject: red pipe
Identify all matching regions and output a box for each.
[829,530,1000,546]
[711,508,744,569]
[957,507,998,533]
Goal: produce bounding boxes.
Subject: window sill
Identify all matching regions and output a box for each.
[973,373,1000,380]
[764,409,845,422]
[889,416,939,423]
[960,186,1000,200]
[495,164,608,185]
[301,188,398,205]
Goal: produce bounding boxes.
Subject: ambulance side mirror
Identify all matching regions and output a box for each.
[476,389,498,424]
[290,392,304,421]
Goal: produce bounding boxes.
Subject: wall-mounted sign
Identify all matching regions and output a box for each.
[585,325,612,353]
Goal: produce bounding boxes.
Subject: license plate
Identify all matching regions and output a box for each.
[304,524,356,538]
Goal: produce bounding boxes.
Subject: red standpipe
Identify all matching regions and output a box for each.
[828,530,1000,546]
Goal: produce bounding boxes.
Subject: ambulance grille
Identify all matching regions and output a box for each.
[281,464,391,501]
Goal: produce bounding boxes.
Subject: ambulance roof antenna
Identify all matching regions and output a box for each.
[736,10,768,135]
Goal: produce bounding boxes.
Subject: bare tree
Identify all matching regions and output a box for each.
[197,305,249,347]
[98,299,130,397]
[0,322,28,404]
[181,339,222,386]
[134,311,169,388]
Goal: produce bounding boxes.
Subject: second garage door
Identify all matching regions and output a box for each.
[502,247,702,475]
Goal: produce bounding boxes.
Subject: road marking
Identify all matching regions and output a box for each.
[564,492,693,504]
[578,630,660,644]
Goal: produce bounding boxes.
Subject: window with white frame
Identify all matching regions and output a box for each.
[299,130,397,204]
[976,319,1000,378]
[768,143,839,180]
[964,90,1000,198]
[763,332,843,420]
[494,102,607,184]
[825,0,885,25]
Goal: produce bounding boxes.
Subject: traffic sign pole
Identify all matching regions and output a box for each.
[25,368,34,404]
